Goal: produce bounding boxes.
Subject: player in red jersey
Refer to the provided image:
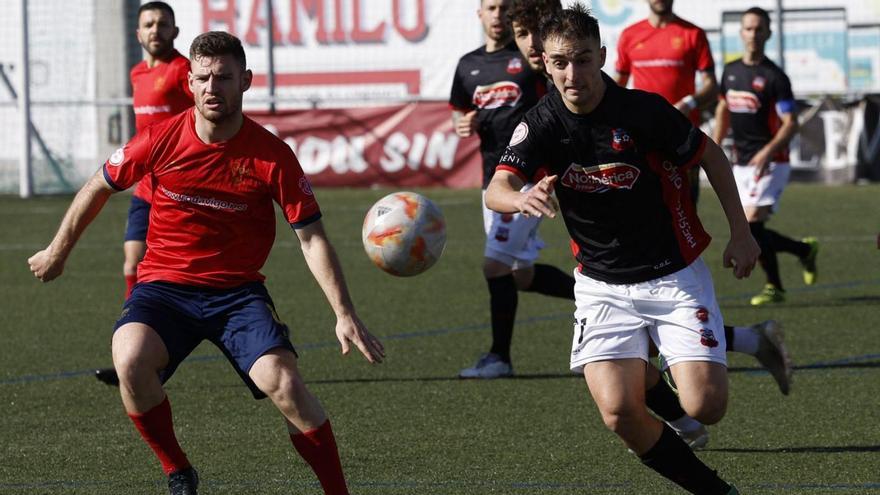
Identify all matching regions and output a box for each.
[29,31,383,495]
[615,0,717,205]
[125,2,193,297]
[96,2,195,387]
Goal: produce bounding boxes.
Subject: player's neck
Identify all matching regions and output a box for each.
[485,36,511,53]
[648,12,676,28]
[193,110,244,144]
[144,50,175,69]
[743,51,765,66]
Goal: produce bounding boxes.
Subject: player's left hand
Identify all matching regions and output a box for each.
[336,313,385,364]
[748,151,771,179]
[722,231,760,279]
[28,248,65,282]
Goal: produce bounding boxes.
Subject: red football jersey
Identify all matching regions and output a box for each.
[103,110,321,288]
[130,50,194,202]
[616,18,714,125]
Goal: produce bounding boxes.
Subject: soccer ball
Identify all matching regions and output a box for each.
[362,192,447,277]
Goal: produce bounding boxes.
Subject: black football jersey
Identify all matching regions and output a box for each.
[719,58,796,164]
[498,72,711,284]
[450,42,545,188]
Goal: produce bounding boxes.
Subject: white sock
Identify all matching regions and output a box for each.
[667,415,703,433]
[730,326,761,355]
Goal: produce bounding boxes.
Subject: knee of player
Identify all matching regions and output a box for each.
[256,365,307,402]
[599,403,649,435]
[683,395,728,425]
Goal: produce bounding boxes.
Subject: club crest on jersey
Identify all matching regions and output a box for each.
[699,328,719,348]
[751,76,766,92]
[108,147,125,166]
[561,162,640,193]
[611,128,634,152]
[506,57,523,74]
[472,81,523,110]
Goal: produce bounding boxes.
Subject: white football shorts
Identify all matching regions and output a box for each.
[733,162,791,210]
[481,188,544,268]
[570,257,727,373]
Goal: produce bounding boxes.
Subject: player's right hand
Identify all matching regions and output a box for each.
[336,313,385,364]
[454,110,478,138]
[517,175,559,218]
[28,248,65,282]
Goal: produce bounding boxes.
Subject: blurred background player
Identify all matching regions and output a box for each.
[29,31,384,495]
[712,7,818,306]
[450,0,575,379]
[96,1,194,386]
[615,0,716,204]
[487,5,752,491]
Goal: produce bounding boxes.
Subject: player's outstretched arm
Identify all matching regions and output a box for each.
[486,170,558,218]
[28,168,116,282]
[295,220,385,364]
[700,139,760,279]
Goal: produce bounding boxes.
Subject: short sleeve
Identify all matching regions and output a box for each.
[497,112,548,182]
[640,94,707,169]
[102,128,153,191]
[449,63,473,112]
[270,147,322,229]
[773,71,796,115]
[694,28,715,72]
[615,29,632,75]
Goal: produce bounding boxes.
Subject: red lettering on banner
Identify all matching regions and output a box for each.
[393,0,427,42]
[288,0,329,44]
[201,0,237,35]
[245,0,283,45]
[352,0,386,42]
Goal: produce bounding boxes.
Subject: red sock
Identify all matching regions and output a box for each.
[127,396,191,475]
[124,274,137,299]
[290,420,349,495]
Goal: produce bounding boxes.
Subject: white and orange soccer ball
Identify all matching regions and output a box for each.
[362,192,447,277]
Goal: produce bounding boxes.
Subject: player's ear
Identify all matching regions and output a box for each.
[241,69,253,92]
[599,45,606,68]
[172,26,179,40]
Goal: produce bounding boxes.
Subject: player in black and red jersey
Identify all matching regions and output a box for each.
[487,4,753,492]
[713,7,818,306]
[450,0,575,379]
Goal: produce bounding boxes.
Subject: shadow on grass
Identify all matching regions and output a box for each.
[706,445,880,454]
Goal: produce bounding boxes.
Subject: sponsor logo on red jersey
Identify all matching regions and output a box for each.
[506,57,524,74]
[611,128,634,151]
[472,81,523,110]
[108,147,125,166]
[726,89,761,114]
[561,162,641,193]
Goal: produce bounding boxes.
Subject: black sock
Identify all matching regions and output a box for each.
[645,377,687,422]
[766,229,810,258]
[724,325,734,352]
[640,424,732,495]
[525,264,575,300]
[487,274,517,363]
[750,222,783,290]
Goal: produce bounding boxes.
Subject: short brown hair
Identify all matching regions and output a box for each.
[189,31,247,70]
[540,2,600,45]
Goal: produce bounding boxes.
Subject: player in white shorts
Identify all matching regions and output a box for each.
[482,187,544,267]
[714,7,818,307]
[487,6,755,492]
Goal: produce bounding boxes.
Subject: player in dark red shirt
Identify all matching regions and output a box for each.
[96,2,195,388]
[450,0,576,379]
[488,5,756,493]
[713,7,818,306]
[29,32,383,495]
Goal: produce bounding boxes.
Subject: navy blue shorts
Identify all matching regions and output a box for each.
[114,281,297,399]
[124,195,151,242]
